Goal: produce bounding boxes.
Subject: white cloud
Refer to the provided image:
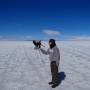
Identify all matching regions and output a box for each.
[43,30,61,36]
[70,36,90,40]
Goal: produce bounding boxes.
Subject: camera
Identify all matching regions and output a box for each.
[33,40,41,49]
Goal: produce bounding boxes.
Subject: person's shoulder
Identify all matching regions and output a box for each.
[54,46,60,51]
[54,45,58,49]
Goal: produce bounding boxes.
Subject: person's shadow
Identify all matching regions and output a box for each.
[53,72,66,88]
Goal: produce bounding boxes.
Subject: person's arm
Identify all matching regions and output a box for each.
[40,48,49,55]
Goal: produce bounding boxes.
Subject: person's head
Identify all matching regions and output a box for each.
[49,39,56,49]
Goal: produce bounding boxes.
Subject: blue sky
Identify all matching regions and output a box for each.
[0,0,90,40]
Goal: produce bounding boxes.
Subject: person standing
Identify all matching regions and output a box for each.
[40,39,60,88]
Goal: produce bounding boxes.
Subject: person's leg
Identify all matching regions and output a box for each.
[49,61,56,84]
[52,61,58,83]
[48,62,54,84]
[49,61,59,85]
[51,63,61,88]
[51,61,58,82]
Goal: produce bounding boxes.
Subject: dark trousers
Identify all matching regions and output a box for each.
[50,61,59,82]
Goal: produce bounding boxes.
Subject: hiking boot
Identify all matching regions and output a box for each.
[48,81,54,85]
[51,80,60,88]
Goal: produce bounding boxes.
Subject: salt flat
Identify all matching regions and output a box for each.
[0,41,90,90]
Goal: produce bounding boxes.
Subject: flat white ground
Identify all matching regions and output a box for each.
[0,41,90,90]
